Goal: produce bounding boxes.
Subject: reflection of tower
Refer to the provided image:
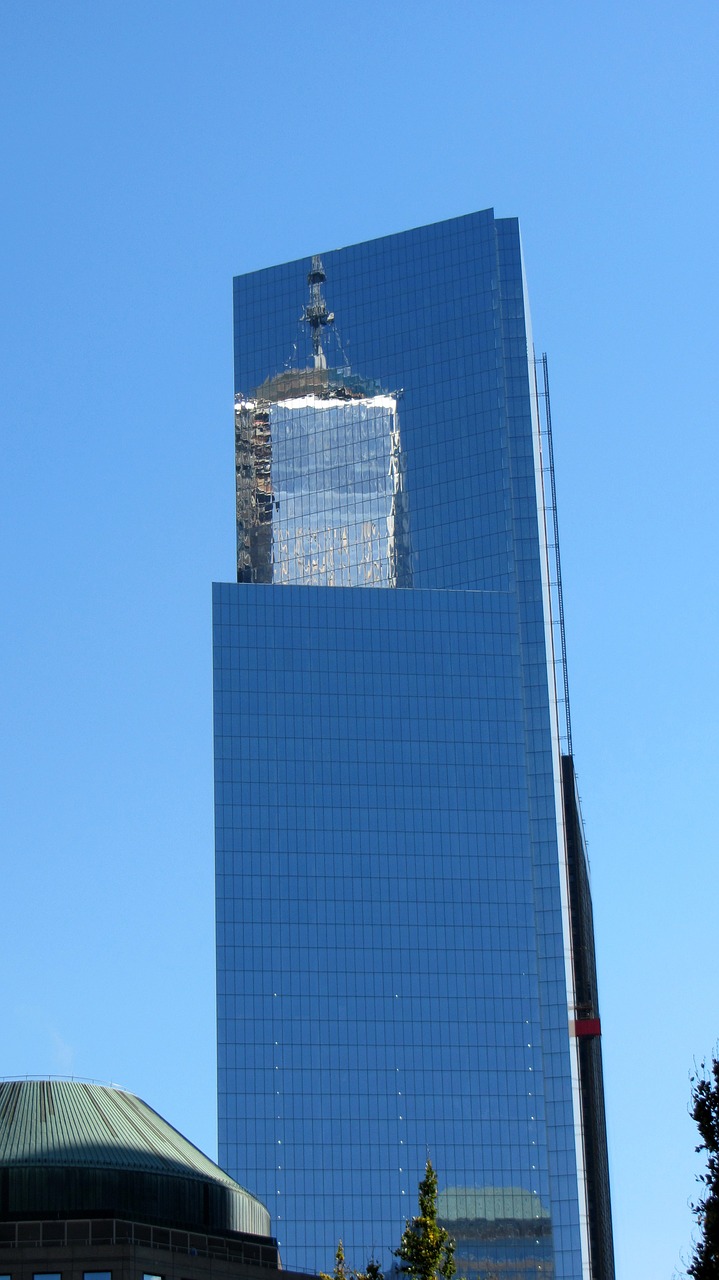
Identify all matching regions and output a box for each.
[437,1186,553,1277]
[302,256,334,370]
[235,402,272,583]
[235,260,410,587]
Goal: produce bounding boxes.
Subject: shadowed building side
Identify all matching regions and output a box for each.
[561,757,615,1279]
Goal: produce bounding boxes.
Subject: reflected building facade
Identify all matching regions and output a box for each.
[214,212,614,1280]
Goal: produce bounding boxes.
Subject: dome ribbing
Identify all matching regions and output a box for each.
[0,1080,270,1238]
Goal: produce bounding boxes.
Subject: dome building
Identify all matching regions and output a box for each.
[0,1081,306,1280]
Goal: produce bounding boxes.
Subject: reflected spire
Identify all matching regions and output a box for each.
[302,255,334,369]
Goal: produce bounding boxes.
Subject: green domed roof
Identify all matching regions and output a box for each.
[0,1080,233,1183]
[0,1080,270,1238]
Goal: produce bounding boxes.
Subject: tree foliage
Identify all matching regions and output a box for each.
[322,1164,455,1280]
[321,1241,352,1280]
[321,1241,383,1280]
[689,1056,719,1279]
[394,1159,455,1280]
[356,1260,384,1280]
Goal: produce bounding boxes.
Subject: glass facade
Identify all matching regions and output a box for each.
[215,211,611,1279]
[235,388,409,587]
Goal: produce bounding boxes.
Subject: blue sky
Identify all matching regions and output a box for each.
[1,3,717,1276]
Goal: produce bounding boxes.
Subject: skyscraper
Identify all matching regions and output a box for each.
[213,211,613,1280]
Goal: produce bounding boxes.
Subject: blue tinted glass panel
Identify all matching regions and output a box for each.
[218,210,588,1280]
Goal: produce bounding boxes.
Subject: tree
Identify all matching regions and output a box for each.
[689,1056,719,1279]
[322,1241,382,1280]
[394,1159,455,1280]
[321,1241,352,1280]
[356,1260,384,1280]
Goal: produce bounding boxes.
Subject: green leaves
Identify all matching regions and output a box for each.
[689,1056,719,1279]
[356,1259,384,1280]
[320,1241,352,1280]
[322,1240,384,1280]
[323,1162,456,1280]
[394,1160,456,1280]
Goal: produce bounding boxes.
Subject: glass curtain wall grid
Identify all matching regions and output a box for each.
[215,210,614,1280]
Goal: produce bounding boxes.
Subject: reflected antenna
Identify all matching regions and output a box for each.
[302,255,334,369]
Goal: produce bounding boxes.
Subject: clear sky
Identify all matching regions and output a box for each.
[1,3,717,1276]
